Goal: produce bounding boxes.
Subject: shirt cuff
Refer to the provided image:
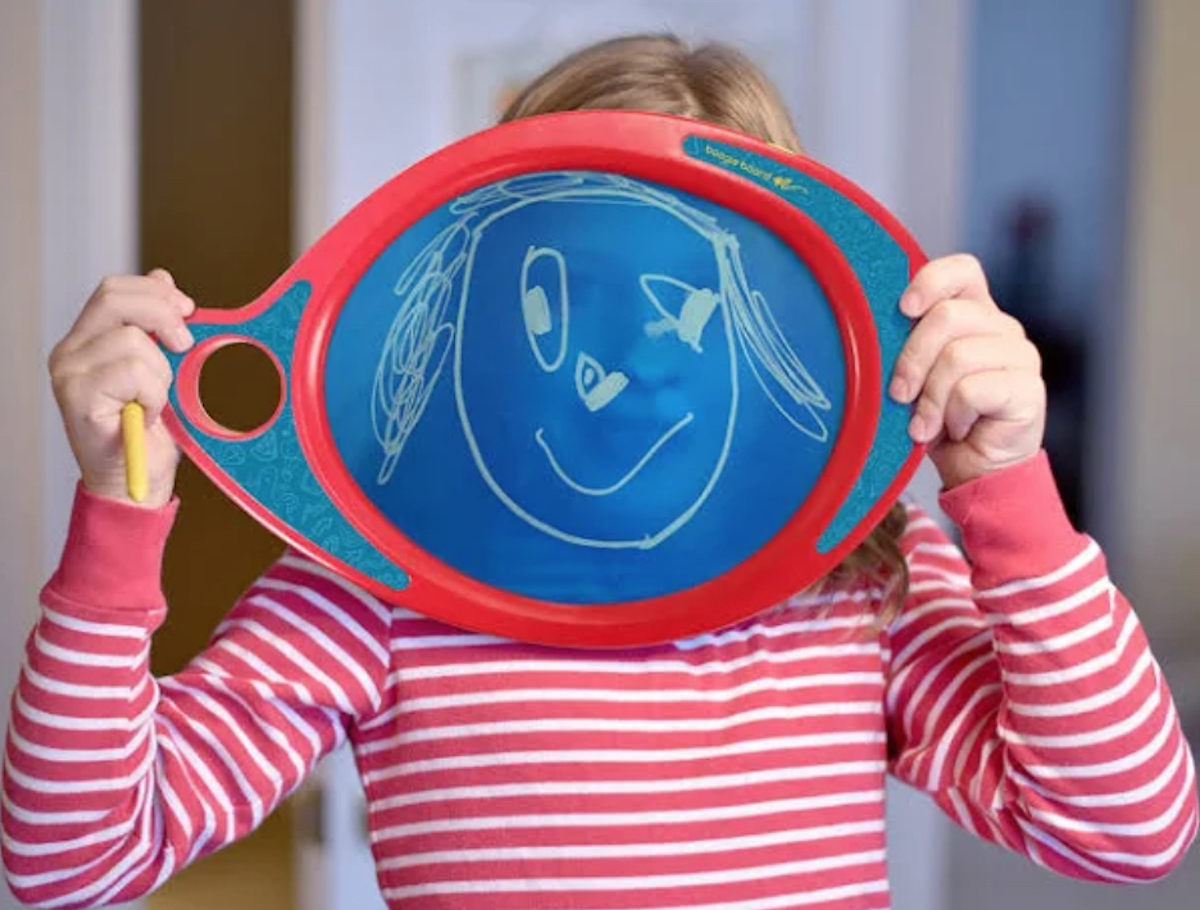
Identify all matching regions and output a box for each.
[42,482,179,615]
[938,451,1089,590]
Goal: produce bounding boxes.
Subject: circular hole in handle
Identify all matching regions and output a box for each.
[176,336,286,441]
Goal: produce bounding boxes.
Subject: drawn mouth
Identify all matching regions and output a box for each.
[533,412,695,496]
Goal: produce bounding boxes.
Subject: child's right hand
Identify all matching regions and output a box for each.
[48,270,196,508]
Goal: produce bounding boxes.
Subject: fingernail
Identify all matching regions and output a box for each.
[178,326,195,348]
[909,413,927,442]
[889,376,911,403]
[176,292,195,315]
[899,291,919,316]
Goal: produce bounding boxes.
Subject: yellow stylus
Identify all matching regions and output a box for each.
[121,402,148,503]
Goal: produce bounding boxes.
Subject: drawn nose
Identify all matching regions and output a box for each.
[575,352,628,413]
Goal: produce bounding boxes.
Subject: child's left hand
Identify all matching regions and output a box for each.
[889,254,1046,490]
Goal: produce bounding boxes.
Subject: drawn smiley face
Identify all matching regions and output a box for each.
[453,193,741,549]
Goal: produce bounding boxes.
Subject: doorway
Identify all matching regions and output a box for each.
[139,2,297,909]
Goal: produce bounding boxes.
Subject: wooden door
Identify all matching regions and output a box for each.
[139,2,297,909]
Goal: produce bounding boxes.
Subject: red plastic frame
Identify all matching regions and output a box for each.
[167,111,926,648]
[176,336,287,442]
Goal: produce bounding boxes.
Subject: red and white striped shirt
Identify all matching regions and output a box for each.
[3,453,1197,909]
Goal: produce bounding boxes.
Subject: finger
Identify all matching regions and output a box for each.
[103,357,172,424]
[154,269,196,315]
[84,273,192,307]
[58,355,172,427]
[939,370,1045,444]
[147,268,176,289]
[900,254,991,318]
[911,335,1041,435]
[146,269,195,319]
[60,325,175,389]
[890,298,1013,404]
[66,285,194,354]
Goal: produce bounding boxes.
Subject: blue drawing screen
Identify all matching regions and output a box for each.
[324,173,846,604]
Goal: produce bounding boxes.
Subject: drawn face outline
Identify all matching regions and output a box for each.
[451,182,743,550]
[519,243,724,497]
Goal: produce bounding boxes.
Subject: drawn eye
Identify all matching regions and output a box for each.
[521,245,569,372]
[640,274,718,353]
[575,352,628,413]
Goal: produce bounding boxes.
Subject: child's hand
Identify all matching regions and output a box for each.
[48,270,195,507]
[889,254,1045,490]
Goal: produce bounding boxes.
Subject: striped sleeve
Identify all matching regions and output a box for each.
[1,486,393,909]
[885,452,1199,882]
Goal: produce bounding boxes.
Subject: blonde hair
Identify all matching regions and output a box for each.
[501,34,909,616]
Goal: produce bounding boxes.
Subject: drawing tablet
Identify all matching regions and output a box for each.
[163,111,925,647]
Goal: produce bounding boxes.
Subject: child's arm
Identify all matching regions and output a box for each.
[1,487,393,908]
[885,453,1198,882]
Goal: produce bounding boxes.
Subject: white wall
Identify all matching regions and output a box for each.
[37,0,141,575]
[963,0,1135,321]
[960,0,1138,579]
[0,1,140,908]
[296,3,968,909]
[313,0,817,225]
[0,0,139,625]
[946,0,1200,907]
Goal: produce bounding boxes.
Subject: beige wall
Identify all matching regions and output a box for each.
[0,4,45,909]
[1119,0,1200,659]
[0,7,45,601]
[0,0,45,790]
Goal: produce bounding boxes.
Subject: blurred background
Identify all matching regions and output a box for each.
[1,0,1197,908]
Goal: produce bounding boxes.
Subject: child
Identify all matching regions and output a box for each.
[4,34,1196,910]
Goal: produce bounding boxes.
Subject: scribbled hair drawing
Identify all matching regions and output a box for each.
[372,172,831,495]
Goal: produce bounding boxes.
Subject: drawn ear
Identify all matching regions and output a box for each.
[723,250,832,444]
[394,222,470,299]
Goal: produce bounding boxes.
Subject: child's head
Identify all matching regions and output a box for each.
[501,34,803,153]
[496,34,909,612]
